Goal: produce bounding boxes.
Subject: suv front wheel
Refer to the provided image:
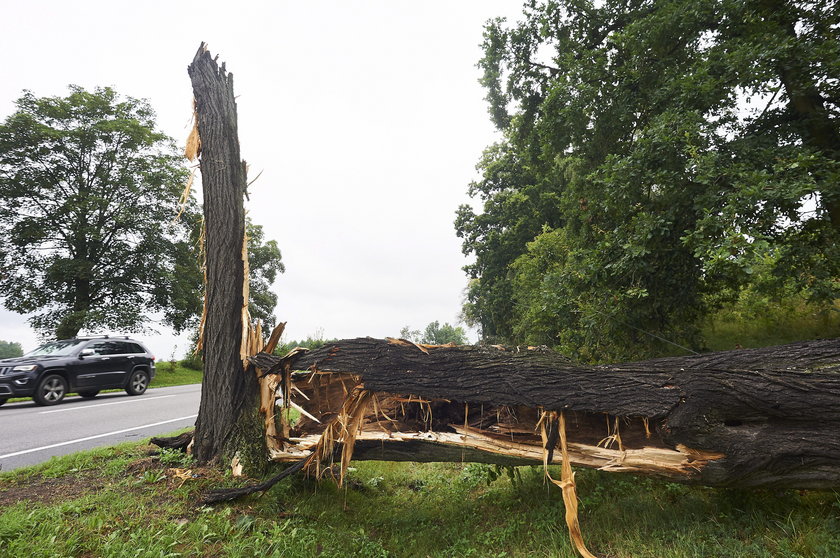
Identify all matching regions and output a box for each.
[126,369,149,396]
[34,374,67,406]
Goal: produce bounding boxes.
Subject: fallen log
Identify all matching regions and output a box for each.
[251,337,840,489]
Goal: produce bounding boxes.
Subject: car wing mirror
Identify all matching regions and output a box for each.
[79,349,95,359]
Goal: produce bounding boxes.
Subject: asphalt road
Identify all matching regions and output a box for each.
[0,383,201,472]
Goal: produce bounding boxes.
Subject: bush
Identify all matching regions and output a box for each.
[180,353,203,370]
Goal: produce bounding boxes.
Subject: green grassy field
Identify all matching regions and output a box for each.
[1,435,838,558]
[151,363,203,388]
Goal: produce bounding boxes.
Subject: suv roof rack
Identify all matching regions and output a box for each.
[75,335,131,340]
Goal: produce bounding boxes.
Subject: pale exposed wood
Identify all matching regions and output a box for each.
[267,422,721,477]
[264,322,286,355]
[248,337,840,488]
[256,323,286,455]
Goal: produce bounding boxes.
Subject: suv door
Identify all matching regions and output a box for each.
[75,341,129,389]
[124,342,146,374]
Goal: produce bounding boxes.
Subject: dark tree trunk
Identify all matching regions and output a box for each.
[252,337,840,489]
[759,0,840,228]
[188,44,259,465]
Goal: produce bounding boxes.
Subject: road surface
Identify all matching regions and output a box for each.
[0,383,201,471]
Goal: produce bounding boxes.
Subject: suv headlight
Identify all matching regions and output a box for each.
[12,365,38,372]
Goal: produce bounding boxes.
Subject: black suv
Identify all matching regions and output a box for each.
[0,336,156,406]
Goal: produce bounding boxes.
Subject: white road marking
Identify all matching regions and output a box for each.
[39,394,177,414]
[0,414,198,459]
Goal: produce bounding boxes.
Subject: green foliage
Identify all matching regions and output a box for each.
[179,352,203,371]
[0,340,23,359]
[400,321,468,345]
[0,86,198,339]
[275,330,338,356]
[246,220,285,331]
[703,292,840,351]
[456,0,840,361]
[156,447,195,468]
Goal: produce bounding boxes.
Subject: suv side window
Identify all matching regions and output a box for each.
[86,341,123,355]
[110,341,133,355]
[126,343,145,354]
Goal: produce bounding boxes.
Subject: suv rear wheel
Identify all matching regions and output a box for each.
[34,374,67,406]
[126,369,149,396]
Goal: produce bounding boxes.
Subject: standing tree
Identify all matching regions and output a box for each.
[0,340,23,359]
[400,321,468,345]
[187,44,267,468]
[0,86,198,339]
[247,220,284,332]
[456,0,840,361]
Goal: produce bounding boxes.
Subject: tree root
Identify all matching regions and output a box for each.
[201,458,307,504]
[151,431,194,452]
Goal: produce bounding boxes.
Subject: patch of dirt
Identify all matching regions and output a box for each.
[125,456,159,474]
[0,448,250,511]
[0,470,105,507]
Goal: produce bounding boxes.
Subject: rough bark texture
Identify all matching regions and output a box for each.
[188,44,258,465]
[761,0,840,227]
[252,337,840,489]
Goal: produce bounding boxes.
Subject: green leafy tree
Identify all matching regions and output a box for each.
[457,0,840,361]
[0,340,23,359]
[247,220,285,331]
[0,86,198,339]
[274,329,337,356]
[400,321,468,345]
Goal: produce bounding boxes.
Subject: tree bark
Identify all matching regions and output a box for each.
[188,43,259,465]
[758,0,840,228]
[252,337,840,489]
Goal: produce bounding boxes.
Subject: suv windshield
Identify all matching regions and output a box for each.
[23,340,86,357]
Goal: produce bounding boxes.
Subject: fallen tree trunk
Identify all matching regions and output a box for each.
[251,337,840,489]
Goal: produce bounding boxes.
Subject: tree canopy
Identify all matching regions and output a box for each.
[456,0,840,361]
[0,340,23,359]
[400,321,468,345]
[247,220,285,331]
[0,86,198,339]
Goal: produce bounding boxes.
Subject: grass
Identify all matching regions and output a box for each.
[702,296,840,352]
[151,363,203,388]
[1,438,839,557]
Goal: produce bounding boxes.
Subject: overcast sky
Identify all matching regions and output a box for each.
[0,1,527,355]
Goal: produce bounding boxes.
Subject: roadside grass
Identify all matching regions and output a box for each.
[1,437,839,557]
[151,363,203,388]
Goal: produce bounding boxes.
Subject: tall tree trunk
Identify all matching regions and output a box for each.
[758,0,840,228]
[188,44,262,466]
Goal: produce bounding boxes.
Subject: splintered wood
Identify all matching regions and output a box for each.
[245,336,840,558]
[249,336,840,489]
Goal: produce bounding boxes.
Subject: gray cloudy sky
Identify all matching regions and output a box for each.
[0,0,525,355]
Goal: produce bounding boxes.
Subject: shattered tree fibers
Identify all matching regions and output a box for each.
[222,336,840,556]
[227,333,602,556]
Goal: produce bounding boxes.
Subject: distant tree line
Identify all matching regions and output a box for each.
[400,321,468,345]
[0,340,23,359]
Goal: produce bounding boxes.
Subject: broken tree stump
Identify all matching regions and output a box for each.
[187,43,262,466]
[250,337,840,489]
